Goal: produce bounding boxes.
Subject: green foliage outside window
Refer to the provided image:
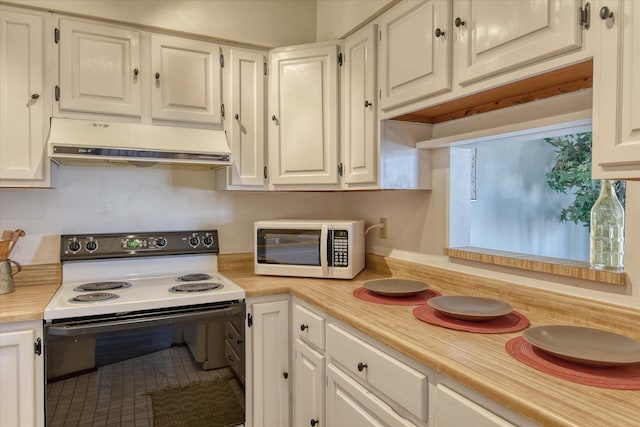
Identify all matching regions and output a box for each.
[545,132,626,228]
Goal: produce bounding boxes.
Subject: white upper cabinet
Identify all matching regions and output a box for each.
[58,18,141,117]
[221,48,267,188]
[150,34,222,124]
[453,0,583,86]
[0,6,54,188]
[342,24,378,187]
[378,0,452,112]
[268,43,340,186]
[592,0,640,179]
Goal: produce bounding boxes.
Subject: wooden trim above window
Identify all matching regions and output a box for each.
[444,246,625,286]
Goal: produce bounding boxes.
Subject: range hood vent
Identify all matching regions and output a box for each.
[48,118,232,168]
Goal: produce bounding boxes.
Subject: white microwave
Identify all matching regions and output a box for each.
[254,219,365,279]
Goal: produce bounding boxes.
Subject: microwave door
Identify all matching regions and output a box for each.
[320,224,329,277]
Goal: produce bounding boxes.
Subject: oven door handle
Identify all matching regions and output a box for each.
[46,306,239,336]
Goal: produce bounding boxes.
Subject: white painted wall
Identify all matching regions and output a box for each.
[0,165,341,263]
[5,0,317,47]
[315,0,393,40]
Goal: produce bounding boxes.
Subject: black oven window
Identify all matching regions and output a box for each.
[256,228,322,266]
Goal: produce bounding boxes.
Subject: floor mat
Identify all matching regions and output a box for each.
[150,379,244,427]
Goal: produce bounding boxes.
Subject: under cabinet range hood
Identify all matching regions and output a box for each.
[48,118,232,168]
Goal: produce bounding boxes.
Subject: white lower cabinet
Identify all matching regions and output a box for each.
[326,363,415,427]
[245,295,290,427]
[293,339,325,427]
[0,320,44,427]
[287,299,536,427]
[326,323,428,425]
[432,377,537,427]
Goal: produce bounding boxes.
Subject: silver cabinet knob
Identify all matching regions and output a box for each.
[600,6,614,20]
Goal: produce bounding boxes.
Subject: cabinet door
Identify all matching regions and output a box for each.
[326,364,415,427]
[151,34,222,124]
[246,298,290,427]
[228,48,266,187]
[0,322,44,427]
[269,44,340,185]
[592,0,640,179]
[434,384,515,427]
[454,0,582,86]
[293,339,325,427]
[58,19,141,116]
[0,8,49,186]
[378,0,451,112]
[342,24,378,186]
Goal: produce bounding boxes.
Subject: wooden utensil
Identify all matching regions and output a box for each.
[1,230,13,240]
[5,229,25,259]
[0,240,9,261]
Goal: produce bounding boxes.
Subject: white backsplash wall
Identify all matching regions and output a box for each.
[0,165,342,264]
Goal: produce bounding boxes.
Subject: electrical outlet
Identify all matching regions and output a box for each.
[379,217,388,239]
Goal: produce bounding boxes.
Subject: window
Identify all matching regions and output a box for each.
[449,123,625,263]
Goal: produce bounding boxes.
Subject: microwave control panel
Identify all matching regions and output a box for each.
[331,229,349,267]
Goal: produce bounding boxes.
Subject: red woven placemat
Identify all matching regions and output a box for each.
[412,305,529,333]
[353,287,441,306]
[506,336,640,389]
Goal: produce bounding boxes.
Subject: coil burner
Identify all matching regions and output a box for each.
[69,292,120,303]
[74,281,132,292]
[176,273,212,282]
[169,282,223,293]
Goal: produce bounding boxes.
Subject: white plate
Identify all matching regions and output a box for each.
[427,295,513,321]
[523,325,640,367]
[363,279,429,297]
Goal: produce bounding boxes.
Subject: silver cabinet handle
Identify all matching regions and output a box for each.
[600,6,614,20]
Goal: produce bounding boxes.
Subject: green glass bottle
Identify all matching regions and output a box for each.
[590,180,624,270]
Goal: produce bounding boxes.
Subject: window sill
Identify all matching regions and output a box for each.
[444,247,626,286]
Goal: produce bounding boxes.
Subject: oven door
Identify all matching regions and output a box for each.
[44,302,245,427]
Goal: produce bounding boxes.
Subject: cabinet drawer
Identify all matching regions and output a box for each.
[434,384,516,427]
[327,363,415,427]
[292,303,326,350]
[225,340,243,383]
[224,320,244,356]
[326,324,428,422]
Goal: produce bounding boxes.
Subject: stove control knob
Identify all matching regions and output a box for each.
[203,235,214,247]
[156,237,167,248]
[188,236,200,248]
[68,241,81,253]
[85,240,98,252]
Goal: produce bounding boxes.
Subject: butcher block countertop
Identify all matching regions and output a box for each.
[2,255,639,426]
[0,263,60,323]
[220,253,640,427]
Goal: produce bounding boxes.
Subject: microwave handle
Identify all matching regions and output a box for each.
[321,224,329,277]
